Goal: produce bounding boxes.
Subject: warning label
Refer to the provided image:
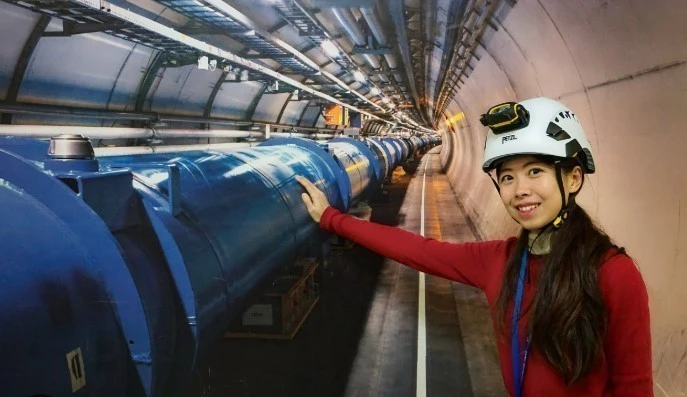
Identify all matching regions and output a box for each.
[242,304,274,326]
[66,347,86,393]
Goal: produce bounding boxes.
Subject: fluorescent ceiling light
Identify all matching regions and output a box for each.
[320,39,340,58]
[353,70,366,82]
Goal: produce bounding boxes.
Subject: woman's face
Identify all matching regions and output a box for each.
[497,156,582,233]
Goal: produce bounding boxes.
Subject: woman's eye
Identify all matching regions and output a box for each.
[529,168,543,176]
[500,175,513,183]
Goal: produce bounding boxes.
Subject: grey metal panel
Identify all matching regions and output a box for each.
[18,28,137,108]
[299,105,321,126]
[11,113,118,127]
[1,14,50,124]
[203,71,228,121]
[252,92,291,123]
[149,65,219,116]
[211,81,264,119]
[275,92,295,123]
[315,113,325,127]
[135,52,167,113]
[108,46,158,111]
[0,4,41,100]
[279,100,309,125]
[243,83,268,120]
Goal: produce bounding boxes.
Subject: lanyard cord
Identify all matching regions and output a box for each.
[511,250,531,397]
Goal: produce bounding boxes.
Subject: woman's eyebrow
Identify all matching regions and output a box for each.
[499,161,544,173]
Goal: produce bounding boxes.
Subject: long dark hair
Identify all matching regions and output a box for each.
[494,160,625,384]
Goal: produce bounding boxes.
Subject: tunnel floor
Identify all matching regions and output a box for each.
[189,149,507,397]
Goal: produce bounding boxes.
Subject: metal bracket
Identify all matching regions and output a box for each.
[351,45,393,55]
[177,26,251,35]
[43,21,126,37]
[243,54,296,60]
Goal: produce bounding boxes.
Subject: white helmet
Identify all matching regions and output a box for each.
[481,97,595,174]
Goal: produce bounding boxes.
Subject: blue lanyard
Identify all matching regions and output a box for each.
[511,250,531,397]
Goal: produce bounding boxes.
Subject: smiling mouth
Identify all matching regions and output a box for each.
[516,204,540,214]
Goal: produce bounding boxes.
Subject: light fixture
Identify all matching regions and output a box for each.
[353,70,366,82]
[197,55,209,70]
[320,39,340,58]
[240,69,249,81]
[369,87,380,96]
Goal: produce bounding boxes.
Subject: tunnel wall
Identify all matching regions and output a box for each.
[441,0,687,394]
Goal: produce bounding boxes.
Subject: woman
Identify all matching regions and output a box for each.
[296,97,653,396]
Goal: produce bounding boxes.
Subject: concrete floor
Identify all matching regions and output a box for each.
[191,150,506,397]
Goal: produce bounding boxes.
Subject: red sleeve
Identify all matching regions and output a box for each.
[319,206,509,290]
[599,254,653,396]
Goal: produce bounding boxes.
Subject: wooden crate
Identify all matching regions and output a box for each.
[225,258,320,340]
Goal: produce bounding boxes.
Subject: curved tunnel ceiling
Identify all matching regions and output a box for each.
[0,0,686,393]
[0,0,485,132]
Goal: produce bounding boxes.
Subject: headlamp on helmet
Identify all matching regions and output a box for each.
[479,102,530,134]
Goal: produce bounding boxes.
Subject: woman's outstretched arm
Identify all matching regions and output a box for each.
[297,176,510,290]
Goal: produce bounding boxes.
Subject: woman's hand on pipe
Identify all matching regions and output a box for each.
[296,175,331,223]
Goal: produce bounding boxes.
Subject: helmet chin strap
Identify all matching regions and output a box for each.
[552,161,575,229]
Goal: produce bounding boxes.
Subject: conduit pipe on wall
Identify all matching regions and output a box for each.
[0,101,253,126]
[0,126,333,142]
[271,132,335,139]
[270,132,313,139]
[359,8,403,84]
[94,143,256,157]
[0,125,263,139]
[331,8,389,82]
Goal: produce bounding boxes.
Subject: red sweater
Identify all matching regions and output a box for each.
[321,207,653,397]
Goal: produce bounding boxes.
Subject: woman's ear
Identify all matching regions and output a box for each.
[568,166,583,194]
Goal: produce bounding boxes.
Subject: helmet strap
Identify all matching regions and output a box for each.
[489,175,500,193]
[552,161,573,228]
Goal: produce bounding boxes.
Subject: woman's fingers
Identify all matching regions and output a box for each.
[296,175,329,223]
[301,192,313,208]
[296,176,317,196]
[296,176,324,202]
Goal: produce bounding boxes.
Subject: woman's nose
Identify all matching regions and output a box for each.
[515,179,531,197]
